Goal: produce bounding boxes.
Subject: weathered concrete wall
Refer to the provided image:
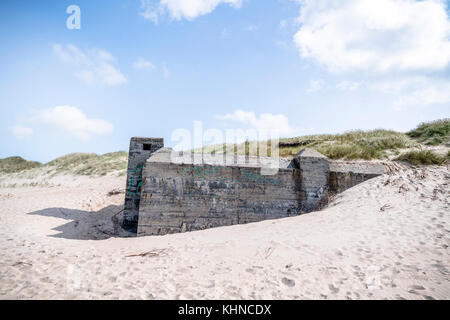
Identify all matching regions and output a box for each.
[126,140,386,236]
[328,161,385,194]
[137,150,303,236]
[123,137,164,232]
[294,149,330,212]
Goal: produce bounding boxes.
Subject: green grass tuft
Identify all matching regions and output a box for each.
[395,150,446,166]
[407,118,450,146]
[0,156,42,173]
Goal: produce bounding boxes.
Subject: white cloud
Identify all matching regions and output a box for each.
[35,106,114,140]
[96,62,127,86]
[307,79,325,93]
[140,1,162,23]
[53,44,90,65]
[367,76,450,110]
[293,0,450,73]
[336,81,361,92]
[140,0,242,22]
[392,79,450,110]
[133,57,156,70]
[53,44,127,86]
[11,125,33,139]
[216,109,301,137]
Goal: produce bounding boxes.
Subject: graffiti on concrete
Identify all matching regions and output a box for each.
[127,165,144,195]
[182,165,281,186]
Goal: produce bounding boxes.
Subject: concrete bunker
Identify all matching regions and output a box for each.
[123,137,385,236]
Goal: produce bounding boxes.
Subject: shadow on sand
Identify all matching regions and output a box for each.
[27,204,135,240]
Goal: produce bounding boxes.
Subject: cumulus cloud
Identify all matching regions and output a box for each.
[140,0,242,22]
[35,106,114,140]
[216,109,301,137]
[293,0,450,73]
[133,57,156,70]
[11,125,34,139]
[307,79,325,93]
[53,44,127,86]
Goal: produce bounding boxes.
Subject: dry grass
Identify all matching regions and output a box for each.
[196,129,418,160]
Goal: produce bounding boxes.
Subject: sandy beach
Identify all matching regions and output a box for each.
[0,163,448,300]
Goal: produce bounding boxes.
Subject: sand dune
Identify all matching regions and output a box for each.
[0,164,448,299]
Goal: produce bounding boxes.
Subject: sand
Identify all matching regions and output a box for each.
[0,164,448,300]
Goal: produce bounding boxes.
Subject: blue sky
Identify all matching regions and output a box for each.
[1,0,449,162]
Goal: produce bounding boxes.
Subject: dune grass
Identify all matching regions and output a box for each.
[198,129,418,160]
[407,118,450,146]
[395,150,447,166]
[2,120,449,176]
[0,157,42,174]
[46,151,128,176]
[0,152,128,177]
